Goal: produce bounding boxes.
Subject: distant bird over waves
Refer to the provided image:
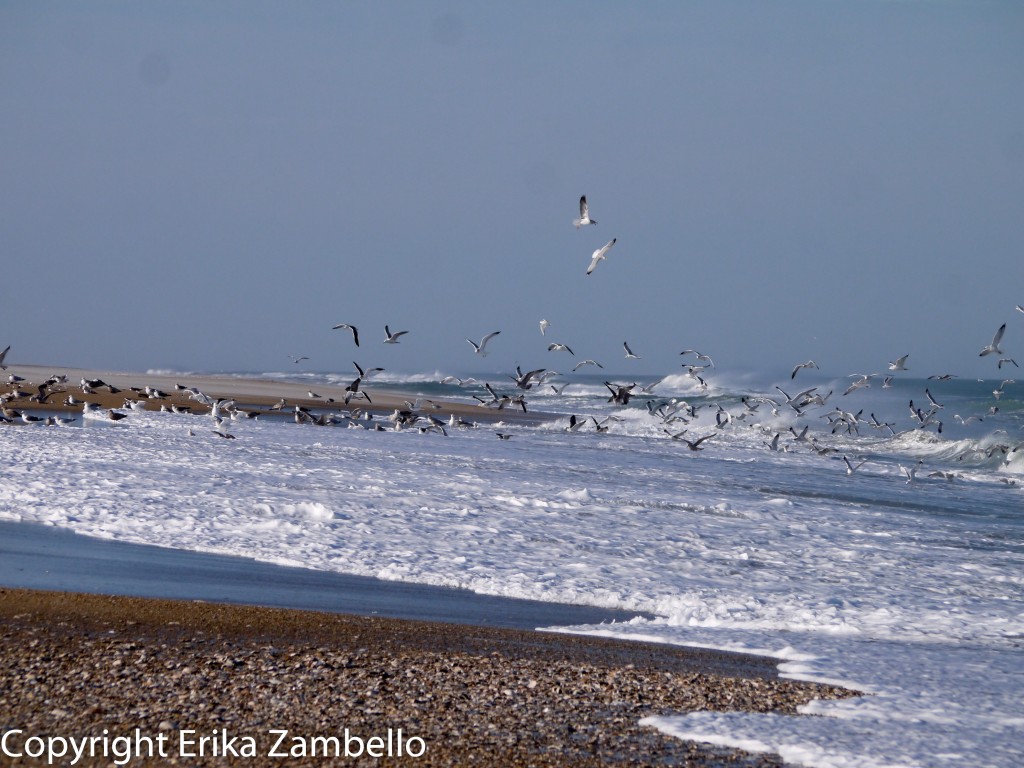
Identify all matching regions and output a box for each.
[539,319,550,336]
[0,345,9,370]
[791,360,818,379]
[384,325,409,344]
[843,374,873,396]
[289,355,309,365]
[843,456,868,475]
[680,349,715,368]
[888,354,910,371]
[510,366,546,390]
[683,434,716,451]
[332,323,360,347]
[928,373,957,381]
[623,341,640,359]
[573,195,597,228]
[979,323,1006,357]
[586,238,616,275]
[466,331,500,357]
[900,460,924,484]
[353,361,384,378]
[573,359,604,371]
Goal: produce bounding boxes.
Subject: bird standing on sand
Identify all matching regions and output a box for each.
[573,196,597,228]
[384,325,409,344]
[586,238,616,275]
[332,323,360,347]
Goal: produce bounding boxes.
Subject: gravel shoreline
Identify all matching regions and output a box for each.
[0,589,852,767]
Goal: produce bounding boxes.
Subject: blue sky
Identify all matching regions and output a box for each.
[2,1,1022,381]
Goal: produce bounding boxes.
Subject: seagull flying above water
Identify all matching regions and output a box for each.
[384,325,409,344]
[466,331,500,357]
[791,361,818,380]
[979,323,1006,357]
[888,354,910,371]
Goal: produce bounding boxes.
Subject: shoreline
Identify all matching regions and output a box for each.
[0,519,650,632]
[1,362,860,764]
[0,588,852,767]
[1,363,557,425]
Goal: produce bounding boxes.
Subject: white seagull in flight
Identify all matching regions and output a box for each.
[790,360,818,380]
[979,323,1006,357]
[586,238,617,275]
[384,325,409,344]
[539,319,550,336]
[466,331,500,356]
[548,342,575,356]
[888,354,910,371]
[623,341,640,359]
[573,195,597,228]
[332,323,360,347]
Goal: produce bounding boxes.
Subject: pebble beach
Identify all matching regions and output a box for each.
[0,589,850,767]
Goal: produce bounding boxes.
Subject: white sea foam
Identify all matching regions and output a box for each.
[1,371,1022,767]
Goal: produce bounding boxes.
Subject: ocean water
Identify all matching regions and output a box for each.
[2,367,1022,767]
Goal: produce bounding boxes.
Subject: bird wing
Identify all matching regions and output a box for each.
[480,331,501,348]
[993,323,1006,346]
[594,238,616,258]
[579,196,588,218]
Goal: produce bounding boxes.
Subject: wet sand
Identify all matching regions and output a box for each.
[0,519,650,630]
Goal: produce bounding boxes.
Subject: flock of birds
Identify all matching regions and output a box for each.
[2,199,1022,488]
